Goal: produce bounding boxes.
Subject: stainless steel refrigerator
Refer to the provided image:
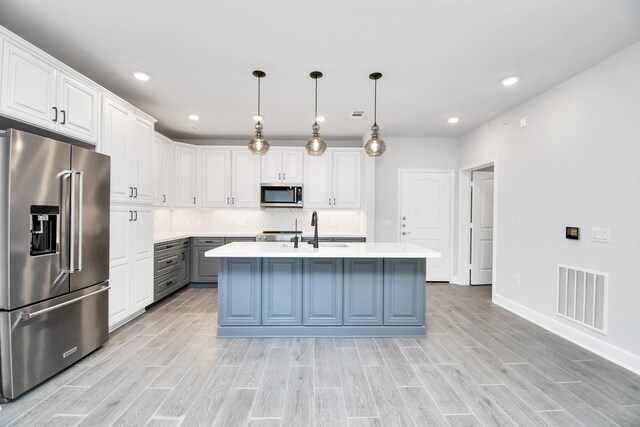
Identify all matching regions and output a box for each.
[0,129,110,401]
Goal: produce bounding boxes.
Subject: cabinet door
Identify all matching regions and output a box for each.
[219,258,261,325]
[332,151,362,209]
[57,70,100,144]
[161,140,174,206]
[191,246,221,282]
[174,144,197,207]
[152,137,163,206]
[282,150,304,183]
[131,116,153,204]
[130,208,153,311]
[303,259,343,325]
[231,150,260,207]
[304,154,332,208]
[260,150,282,183]
[200,148,231,208]
[103,96,132,202]
[262,258,302,325]
[344,259,383,325]
[383,259,426,326]
[0,38,57,130]
[108,205,131,327]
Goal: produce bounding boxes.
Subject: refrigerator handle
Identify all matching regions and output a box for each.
[20,285,110,321]
[59,170,74,273]
[69,171,76,273]
[76,171,84,272]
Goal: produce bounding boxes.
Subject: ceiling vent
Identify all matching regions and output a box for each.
[175,123,202,133]
[350,110,366,119]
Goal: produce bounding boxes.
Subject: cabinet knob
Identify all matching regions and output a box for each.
[402,216,406,220]
[401,224,406,228]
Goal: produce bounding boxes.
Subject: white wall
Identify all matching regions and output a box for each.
[459,41,640,373]
[374,137,459,241]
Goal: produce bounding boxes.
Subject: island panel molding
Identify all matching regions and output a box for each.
[208,242,438,337]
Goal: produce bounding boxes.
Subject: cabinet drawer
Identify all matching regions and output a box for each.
[194,237,225,246]
[155,239,183,252]
[154,270,181,301]
[334,237,366,243]
[155,253,180,276]
[225,237,256,244]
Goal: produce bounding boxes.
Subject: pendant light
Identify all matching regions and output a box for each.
[305,71,327,156]
[364,72,386,157]
[247,70,270,155]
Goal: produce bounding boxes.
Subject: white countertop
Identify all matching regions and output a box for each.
[204,242,441,259]
[154,231,367,244]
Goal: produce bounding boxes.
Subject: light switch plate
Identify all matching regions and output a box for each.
[520,116,528,128]
[592,228,610,243]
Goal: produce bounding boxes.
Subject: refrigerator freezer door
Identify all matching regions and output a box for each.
[70,146,110,292]
[0,129,71,310]
[0,283,109,400]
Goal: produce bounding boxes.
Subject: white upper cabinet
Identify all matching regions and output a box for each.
[103,94,154,206]
[304,149,362,209]
[0,37,57,130]
[304,153,332,209]
[131,116,153,204]
[153,133,174,207]
[260,148,304,183]
[231,149,260,207]
[332,151,362,208]
[0,36,100,145]
[174,143,197,208]
[200,148,231,208]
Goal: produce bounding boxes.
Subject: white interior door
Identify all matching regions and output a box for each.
[470,171,494,285]
[399,171,452,282]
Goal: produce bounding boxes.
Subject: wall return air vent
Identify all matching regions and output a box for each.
[350,110,366,118]
[557,264,608,334]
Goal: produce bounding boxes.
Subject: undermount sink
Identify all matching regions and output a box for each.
[279,243,349,249]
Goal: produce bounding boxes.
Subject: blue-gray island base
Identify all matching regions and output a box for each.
[217,257,426,337]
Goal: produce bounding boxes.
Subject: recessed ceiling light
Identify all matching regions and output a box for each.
[187,114,200,121]
[316,116,326,123]
[448,117,460,124]
[500,75,520,86]
[132,71,151,81]
[252,114,264,122]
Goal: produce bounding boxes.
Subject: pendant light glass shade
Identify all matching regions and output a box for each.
[364,72,386,157]
[306,71,327,156]
[248,70,270,155]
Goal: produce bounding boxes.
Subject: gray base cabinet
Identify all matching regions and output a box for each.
[383,258,426,325]
[303,259,343,325]
[191,238,225,283]
[219,258,261,325]
[262,258,302,325]
[343,259,383,325]
[153,238,191,302]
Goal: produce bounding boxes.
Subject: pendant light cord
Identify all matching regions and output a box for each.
[257,75,261,118]
[314,77,318,125]
[374,78,377,126]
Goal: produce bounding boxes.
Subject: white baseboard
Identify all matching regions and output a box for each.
[492,293,640,375]
[449,275,460,284]
[108,308,146,334]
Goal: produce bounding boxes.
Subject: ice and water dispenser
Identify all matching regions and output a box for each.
[30,205,59,256]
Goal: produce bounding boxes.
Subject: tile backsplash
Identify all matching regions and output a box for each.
[154,208,366,235]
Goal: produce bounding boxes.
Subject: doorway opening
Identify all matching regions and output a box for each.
[458,160,497,296]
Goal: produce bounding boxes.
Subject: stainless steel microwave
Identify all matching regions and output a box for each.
[260,184,303,208]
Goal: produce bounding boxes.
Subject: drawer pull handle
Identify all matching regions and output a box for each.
[166,281,173,286]
[166,260,173,264]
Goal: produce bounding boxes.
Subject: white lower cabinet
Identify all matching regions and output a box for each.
[108,205,153,329]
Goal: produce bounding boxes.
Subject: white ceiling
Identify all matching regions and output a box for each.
[1,1,639,140]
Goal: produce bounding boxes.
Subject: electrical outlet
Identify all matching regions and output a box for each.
[592,228,610,243]
[514,274,520,286]
[520,116,528,128]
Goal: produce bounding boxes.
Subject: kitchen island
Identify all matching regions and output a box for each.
[205,242,441,337]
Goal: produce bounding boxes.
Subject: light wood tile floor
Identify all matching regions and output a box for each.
[1,284,639,426]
